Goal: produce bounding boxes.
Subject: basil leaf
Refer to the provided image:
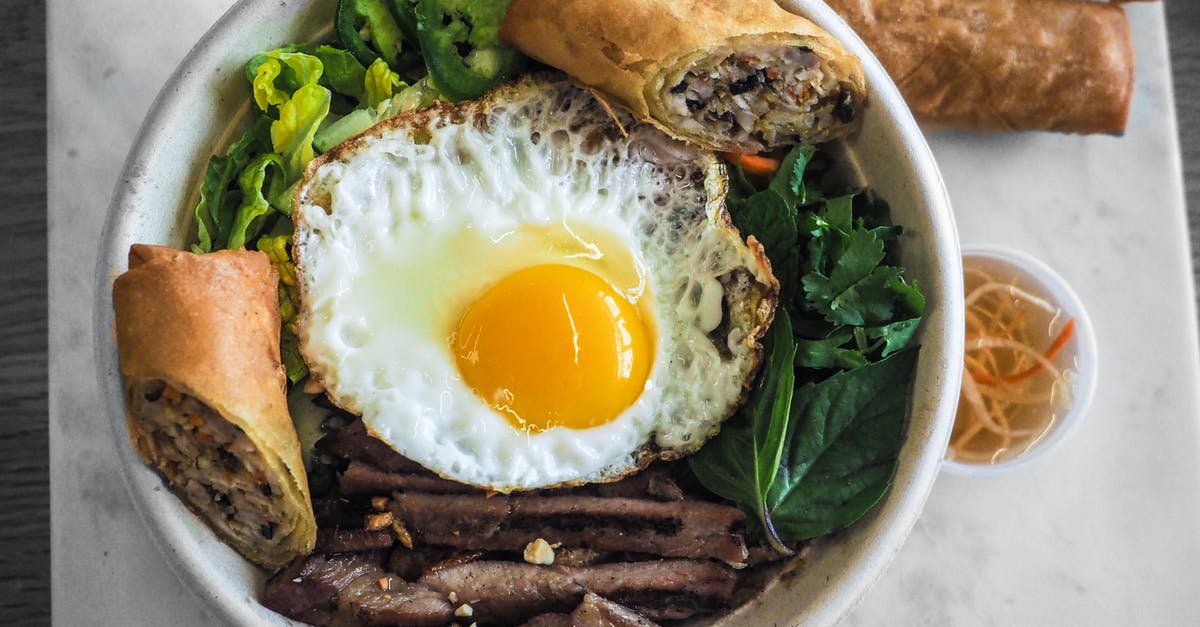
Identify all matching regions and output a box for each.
[765,349,918,539]
[690,311,797,552]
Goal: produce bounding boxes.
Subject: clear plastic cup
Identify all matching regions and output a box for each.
[942,245,1099,477]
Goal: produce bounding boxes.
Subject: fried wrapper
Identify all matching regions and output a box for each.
[112,244,315,569]
[825,0,1134,134]
[499,0,866,152]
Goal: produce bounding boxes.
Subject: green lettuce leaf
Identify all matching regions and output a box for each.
[258,233,308,383]
[248,49,325,112]
[190,116,272,253]
[271,82,332,180]
[364,58,404,108]
[313,44,368,101]
[227,153,286,250]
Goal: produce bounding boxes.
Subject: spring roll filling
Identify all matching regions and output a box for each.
[664,46,853,150]
[130,380,294,548]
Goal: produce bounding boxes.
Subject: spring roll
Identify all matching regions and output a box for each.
[499,0,866,153]
[112,244,315,569]
[824,0,1134,134]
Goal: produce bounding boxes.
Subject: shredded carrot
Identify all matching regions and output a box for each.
[722,152,781,177]
[968,319,1075,385]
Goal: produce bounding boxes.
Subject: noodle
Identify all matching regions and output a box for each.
[949,257,1075,465]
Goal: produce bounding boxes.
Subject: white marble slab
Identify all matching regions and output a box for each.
[49,1,1199,625]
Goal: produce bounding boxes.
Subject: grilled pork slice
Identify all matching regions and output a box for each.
[262,552,387,625]
[264,551,454,626]
[337,574,454,627]
[339,461,481,496]
[420,560,735,623]
[391,492,748,566]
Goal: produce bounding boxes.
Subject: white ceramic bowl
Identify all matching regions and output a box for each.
[93,1,963,624]
[942,245,1098,477]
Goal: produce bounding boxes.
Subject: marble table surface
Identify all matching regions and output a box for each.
[48,1,1200,624]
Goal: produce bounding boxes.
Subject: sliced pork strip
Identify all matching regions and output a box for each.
[419,560,734,623]
[420,561,585,624]
[391,493,748,565]
[315,528,395,554]
[262,551,386,626]
[316,420,428,474]
[571,593,660,627]
[338,460,482,496]
[570,560,736,621]
[335,573,454,626]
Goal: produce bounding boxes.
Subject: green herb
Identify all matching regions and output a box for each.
[693,144,925,549]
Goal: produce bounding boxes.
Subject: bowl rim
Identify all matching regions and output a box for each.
[92,0,964,625]
[941,244,1099,477]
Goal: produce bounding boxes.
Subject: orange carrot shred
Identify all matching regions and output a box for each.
[722,152,781,178]
[970,319,1076,386]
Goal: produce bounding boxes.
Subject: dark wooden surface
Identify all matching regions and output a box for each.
[0,0,49,623]
[0,2,1195,624]
[1168,1,1200,275]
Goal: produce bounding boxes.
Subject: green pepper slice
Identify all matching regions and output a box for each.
[412,0,526,101]
[336,0,420,71]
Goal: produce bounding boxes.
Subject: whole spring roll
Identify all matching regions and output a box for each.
[112,244,316,569]
[499,0,866,153]
[824,0,1134,134]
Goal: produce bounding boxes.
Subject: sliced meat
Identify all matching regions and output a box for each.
[571,561,735,621]
[552,548,610,567]
[592,466,683,502]
[521,614,574,627]
[316,528,395,554]
[316,420,427,474]
[420,560,733,623]
[313,497,378,528]
[339,461,481,496]
[335,573,454,626]
[392,493,748,565]
[262,551,385,625]
[420,560,583,623]
[571,593,659,627]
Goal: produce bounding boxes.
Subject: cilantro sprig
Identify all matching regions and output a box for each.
[690,145,925,552]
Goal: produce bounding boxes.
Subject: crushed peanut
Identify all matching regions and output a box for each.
[523,538,555,565]
[365,512,394,531]
[391,519,414,549]
[455,604,474,618]
[371,496,388,511]
[377,577,390,591]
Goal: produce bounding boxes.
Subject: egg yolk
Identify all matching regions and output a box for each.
[453,264,652,432]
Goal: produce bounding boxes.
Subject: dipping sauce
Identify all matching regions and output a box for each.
[950,254,1078,465]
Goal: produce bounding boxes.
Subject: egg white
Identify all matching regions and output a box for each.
[294,76,775,491]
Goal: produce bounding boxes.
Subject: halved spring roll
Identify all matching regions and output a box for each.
[499,0,866,153]
[112,244,316,569]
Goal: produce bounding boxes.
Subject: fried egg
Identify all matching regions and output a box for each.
[293,75,776,491]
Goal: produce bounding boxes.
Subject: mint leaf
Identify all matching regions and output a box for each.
[765,349,918,539]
